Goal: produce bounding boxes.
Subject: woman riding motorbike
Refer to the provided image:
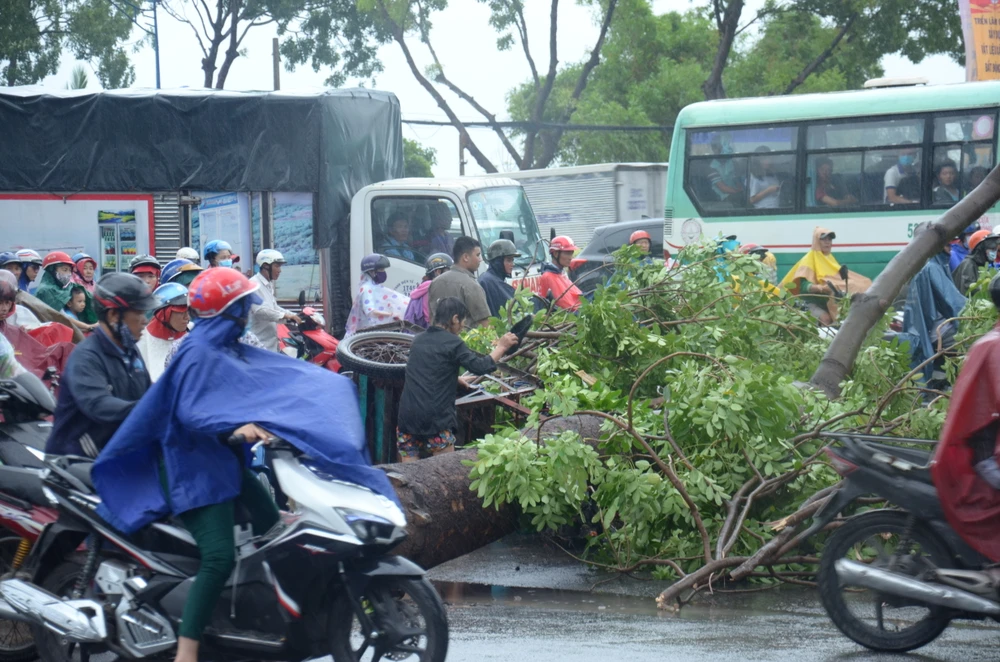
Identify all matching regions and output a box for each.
[92,267,398,662]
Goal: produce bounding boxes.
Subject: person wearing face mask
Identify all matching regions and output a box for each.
[203,239,234,268]
[46,273,159,457]
[345,253,410,336]
[136,283,191,382]
[885,145,920,205]
[15,249,43,293]
[91,268,398,662]
[953,230,1000,296]
[71,252,98,293]
[478,239,521,318]
[950,223,981,272]
[35,251,98,332]
[249,249,301,352]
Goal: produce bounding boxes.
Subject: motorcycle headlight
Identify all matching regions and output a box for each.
[335,507,400,542]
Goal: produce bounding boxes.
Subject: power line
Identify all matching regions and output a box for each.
[402,119,673,133]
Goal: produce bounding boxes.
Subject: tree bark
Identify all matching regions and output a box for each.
[809,164,1000,398]
[782,14,855,96]
[702,0,744,100]
[383,414,608,569]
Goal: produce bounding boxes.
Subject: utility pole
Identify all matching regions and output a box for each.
[272,37,281,90]
[458,132,467,176]
[152,0,161,88]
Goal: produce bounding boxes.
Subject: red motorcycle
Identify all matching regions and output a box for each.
[0,373,61,662]
[278,306,341,372]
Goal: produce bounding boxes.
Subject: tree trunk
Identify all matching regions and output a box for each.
[382,414,608,569]
[809,164,1000,397]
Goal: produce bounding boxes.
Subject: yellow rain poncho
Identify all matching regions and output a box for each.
[780,227,871,317]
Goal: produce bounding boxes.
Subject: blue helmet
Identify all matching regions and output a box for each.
[716,234,740,254]
[161,258,204,284]
[0,252,18,269]
[961,222,981,237]
[152,282,189,310]
[203,240,232,261]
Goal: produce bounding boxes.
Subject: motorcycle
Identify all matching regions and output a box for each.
[0,435,448,662]
[0,372,60,662]
[803,432,999,653]
[279,307,341,372]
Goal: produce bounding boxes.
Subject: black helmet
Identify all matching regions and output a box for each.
[991,273,1000,312]
[425,252,454,275]
[93,273,161,316]
[487,239,521,262]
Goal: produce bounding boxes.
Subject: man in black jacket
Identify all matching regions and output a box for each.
[478,239,521,318]
[395,297,518,461]
[46,273,160,457]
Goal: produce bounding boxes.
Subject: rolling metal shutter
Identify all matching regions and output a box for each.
[519,172,616,244]
[152,192,182,263]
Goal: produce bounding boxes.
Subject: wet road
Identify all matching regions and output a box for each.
[436,583,998,661]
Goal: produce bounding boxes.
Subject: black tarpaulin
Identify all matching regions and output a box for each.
[0,86,404,329]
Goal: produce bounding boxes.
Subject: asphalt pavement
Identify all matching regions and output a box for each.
[427,534,999,662]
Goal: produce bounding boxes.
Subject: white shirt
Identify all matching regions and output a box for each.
[135,330,179,382]
[249,272,291,352]
[749,174,780,209]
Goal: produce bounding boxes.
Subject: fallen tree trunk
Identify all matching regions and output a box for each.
[381,414,608,569]
[810,163,1000,397]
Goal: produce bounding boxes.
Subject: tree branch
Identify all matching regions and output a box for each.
[810,164,1000,396]
[214,0,241,88]
[514,3,539,89]
[782,13,856,95]
[702,0,744,100]
[522,0,560,169]
[533,0,619,169]
[378,2,498,173]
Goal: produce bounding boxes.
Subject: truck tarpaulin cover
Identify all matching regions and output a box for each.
[0,86,404,329]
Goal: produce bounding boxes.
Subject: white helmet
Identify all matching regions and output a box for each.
[256,249,286,267]
[175,247,199,261]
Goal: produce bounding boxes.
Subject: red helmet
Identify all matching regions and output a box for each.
[629,230,651,245]
[549,236,579,254]
[739,243,768,256]
[42,251,74,270]
[188,267,260,318]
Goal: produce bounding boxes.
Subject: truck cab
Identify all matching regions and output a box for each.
[350,177,547,297]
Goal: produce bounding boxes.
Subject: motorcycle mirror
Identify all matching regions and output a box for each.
[500,230,515,242]
[298,290,306,307]
[839,265,849,281]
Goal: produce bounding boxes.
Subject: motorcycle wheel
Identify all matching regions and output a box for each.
[0,536,35,662]
[818,510,952,652]
[335,332,412,381]
[328,576,448,662]
[32,560,121,662]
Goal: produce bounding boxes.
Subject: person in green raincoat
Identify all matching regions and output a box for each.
[35,252,98,332]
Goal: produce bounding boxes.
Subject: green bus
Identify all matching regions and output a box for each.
[664,81,1000,279]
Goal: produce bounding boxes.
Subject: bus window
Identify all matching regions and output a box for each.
[687,155,748,211]
[808,153,861,208]
[747,148,796,209]
[934,113,995,143]
[867,146,922,205]
[690,127,797,155]
[807,118,924,150]
[931,150,961,207]
[932,112,996,200]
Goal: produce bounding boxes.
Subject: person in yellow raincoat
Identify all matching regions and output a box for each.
[780,227,872,326]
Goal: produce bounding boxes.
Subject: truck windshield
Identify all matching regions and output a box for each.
[467,187,545,268]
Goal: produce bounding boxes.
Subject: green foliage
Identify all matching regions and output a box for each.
[468,242,948,571]
[403,138,437,178]
[506,0,963,165]
[0,0,135,87]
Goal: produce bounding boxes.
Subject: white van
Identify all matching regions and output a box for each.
[349,177,548,297]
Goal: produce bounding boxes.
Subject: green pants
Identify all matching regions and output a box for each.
[176,469,280,640]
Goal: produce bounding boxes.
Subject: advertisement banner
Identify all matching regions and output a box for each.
[960,0,1000,80]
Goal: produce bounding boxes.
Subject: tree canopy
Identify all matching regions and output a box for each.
[403,138,436,178]
[0,0,136,87]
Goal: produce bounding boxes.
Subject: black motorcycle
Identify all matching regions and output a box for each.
[0,436,447,662]
[803,432,998,653]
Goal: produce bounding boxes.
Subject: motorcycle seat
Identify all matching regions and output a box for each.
[0,465,47,506]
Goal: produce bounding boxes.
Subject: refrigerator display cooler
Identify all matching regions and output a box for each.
[99,217,137,272]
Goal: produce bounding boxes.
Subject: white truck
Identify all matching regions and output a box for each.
[503,163,668,246]
[349,177,548,297]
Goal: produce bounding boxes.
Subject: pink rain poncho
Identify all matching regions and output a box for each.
[345,273,410,336]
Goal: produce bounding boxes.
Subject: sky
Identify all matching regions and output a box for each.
[39,0,966,178]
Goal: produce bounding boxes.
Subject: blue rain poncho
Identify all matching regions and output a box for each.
[93,303,398,533]
[900,252,966,382]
